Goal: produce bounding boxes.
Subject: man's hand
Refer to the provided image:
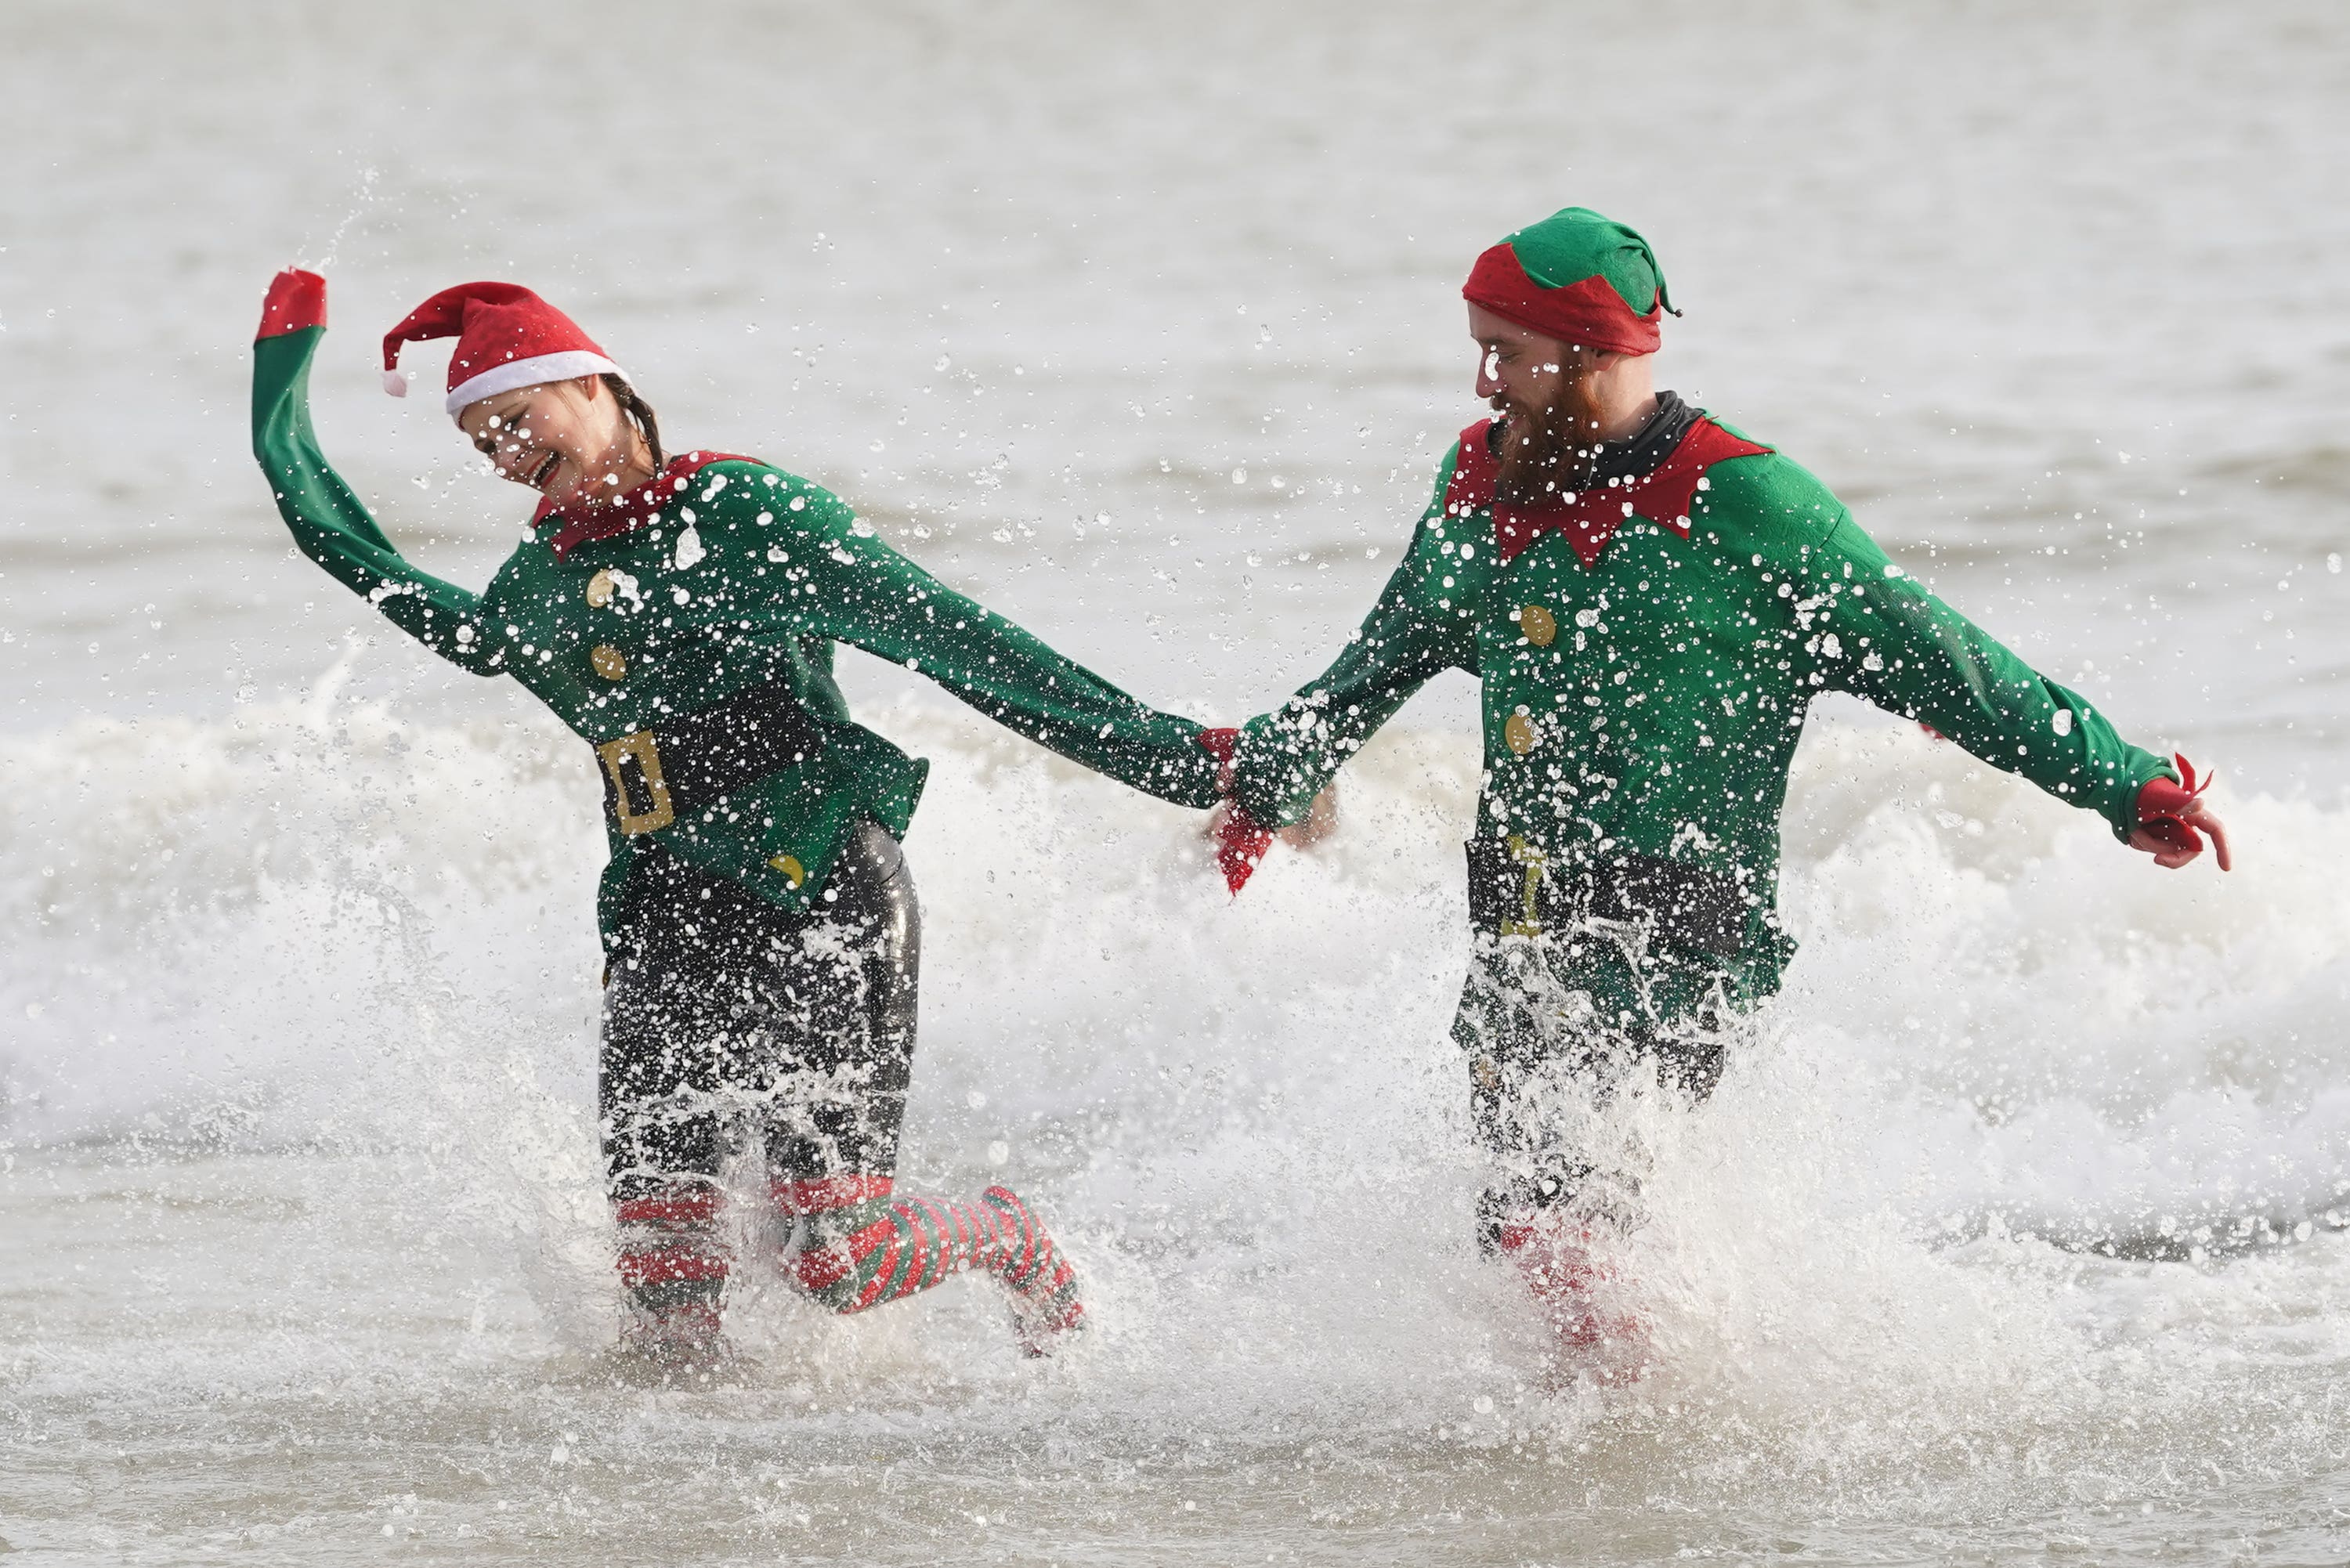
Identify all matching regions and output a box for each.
[1274,781,1340,850]
[2131,757,2232,871]
[1204,782,1340,854]
[1194,728,1340,893]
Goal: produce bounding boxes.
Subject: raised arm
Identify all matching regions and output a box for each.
[251,271,499,675]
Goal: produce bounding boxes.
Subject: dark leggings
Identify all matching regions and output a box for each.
[600,819,920,1209]
[595,826,1079,1330]
[1450,929,1736,1250]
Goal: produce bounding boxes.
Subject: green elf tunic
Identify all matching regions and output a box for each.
[252,319,1223,945]
[1228,408,2176,1031]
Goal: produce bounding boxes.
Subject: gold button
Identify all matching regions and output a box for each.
[768,854,805,888]
[590,645,628,681]
[585,569,616,609]
[1503,712,1538,756]
[1519,605,1557,647]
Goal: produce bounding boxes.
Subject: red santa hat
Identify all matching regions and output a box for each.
[381,282,627,420]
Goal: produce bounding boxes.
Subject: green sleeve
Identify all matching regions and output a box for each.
[251,327,499,675]
[735,479,1221,808]
[1228,451,1480,828]
[1810,515,2173,838]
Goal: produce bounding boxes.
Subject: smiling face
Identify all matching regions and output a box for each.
[1470,302,1580,428]
[1470,302,1597,505]
[1468,302,1656,506]
[457,375,653,510]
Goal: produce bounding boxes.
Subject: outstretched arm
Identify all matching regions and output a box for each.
[1225,500,1480,831]
[1811,515,2227,869]
[747,479,1222,808]
[251,271,501,675]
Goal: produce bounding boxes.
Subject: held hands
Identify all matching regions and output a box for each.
[1198,729,1271,893]
[2131,754,2232,871]
[1195,729,1340,895]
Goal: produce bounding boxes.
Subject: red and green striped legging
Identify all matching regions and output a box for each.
[602,825,1079,1345]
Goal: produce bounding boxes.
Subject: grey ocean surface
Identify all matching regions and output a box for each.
[5,1,2349,1563]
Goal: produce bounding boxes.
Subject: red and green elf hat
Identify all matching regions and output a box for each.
[1462,207,1677,355]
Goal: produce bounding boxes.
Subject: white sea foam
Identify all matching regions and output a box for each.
[7,691,2345,1534]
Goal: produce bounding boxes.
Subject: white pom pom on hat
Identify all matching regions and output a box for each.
[382,369,408,397]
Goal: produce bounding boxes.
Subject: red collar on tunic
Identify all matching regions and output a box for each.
[1441,416,1772,566]
[539,450,757,561]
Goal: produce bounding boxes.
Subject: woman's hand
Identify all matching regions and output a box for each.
[258,269,328,338]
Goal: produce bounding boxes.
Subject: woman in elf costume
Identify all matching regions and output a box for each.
[1213,209,2230,1373]
[250,270,1225,1362]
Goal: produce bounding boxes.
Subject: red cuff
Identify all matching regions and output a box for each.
[257,269,327,341]
[1198,725,1239,796]
[1214,802,1273,895]
[2135,753,2225,865]
[2135,753,2207,826]
[1197,728,1268,893]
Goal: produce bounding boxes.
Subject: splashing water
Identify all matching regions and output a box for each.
[7,0,2349,1556]
[5,685,2345,1561]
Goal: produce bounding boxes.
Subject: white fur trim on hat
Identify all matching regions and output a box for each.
[445,350,625,419]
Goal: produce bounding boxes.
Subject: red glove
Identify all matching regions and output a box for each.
[2135,753,2232,871]
[1198,728,1273,895]
[258,269,327,339]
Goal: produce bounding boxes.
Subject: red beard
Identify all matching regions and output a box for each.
[1492,392,1600,509]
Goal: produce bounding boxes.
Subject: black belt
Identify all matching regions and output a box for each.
[1465,835,1748,958]
[593,680,826,835]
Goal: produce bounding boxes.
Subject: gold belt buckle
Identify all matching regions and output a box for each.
[1501,833,1546,939]
[597,729,674,834]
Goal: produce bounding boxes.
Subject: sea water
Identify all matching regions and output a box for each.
[4,1,2348,1561]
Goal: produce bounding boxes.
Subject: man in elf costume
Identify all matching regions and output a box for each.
[1211,208,2230,1369]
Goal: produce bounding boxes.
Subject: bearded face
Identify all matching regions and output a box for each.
[1492,370,1603,508]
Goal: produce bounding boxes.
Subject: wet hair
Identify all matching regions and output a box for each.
[603,374,663,469]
